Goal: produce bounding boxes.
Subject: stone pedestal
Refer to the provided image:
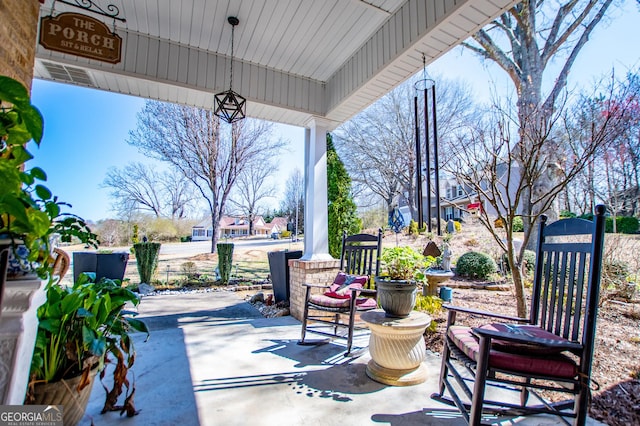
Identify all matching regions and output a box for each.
[424,270,454,296]
[361,310,431,386]
[288,259,340,320]
[0,275,46,404]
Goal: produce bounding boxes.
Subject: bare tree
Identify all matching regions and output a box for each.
[447,76,635,317]
[228,157,280,235]
[462,0,615,241]
[561,72,640,219]
[103,162,164,217]
[103,163,196,220]
[128,101,282,253]
[280,169,304,234]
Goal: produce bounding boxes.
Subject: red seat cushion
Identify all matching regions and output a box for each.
[480,323,570,355]
[308,294,377,310]
[447,325,578,379]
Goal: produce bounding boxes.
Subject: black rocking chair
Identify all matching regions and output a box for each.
[432,205,606,425]
[298,229,382,356]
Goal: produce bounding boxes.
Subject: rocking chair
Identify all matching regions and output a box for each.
[298,229,382,356]
[432,205,606,425]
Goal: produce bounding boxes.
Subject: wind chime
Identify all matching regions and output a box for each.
[414,55,441,235]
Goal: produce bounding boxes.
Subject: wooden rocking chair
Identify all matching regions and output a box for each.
[298,229,382,356]
[432,206,606,425]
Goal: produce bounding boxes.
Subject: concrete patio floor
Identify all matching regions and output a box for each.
[79,291,602,426]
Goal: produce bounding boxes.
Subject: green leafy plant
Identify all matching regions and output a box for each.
[456,251,497,280]
[378,246,434,283]
[408,220,419,236]
[28,273,148,415]
[133,242,161,283]
[217,242,234,284]
[0,76,97,277]
[512,216,524,232]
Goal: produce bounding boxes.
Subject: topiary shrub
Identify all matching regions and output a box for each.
[133,242,161,284]
[455,251,497,280]
[217,242,234,284]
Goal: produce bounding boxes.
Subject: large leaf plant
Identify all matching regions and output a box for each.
[28,272,149,416]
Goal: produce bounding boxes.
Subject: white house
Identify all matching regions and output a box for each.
[191,215,270,241]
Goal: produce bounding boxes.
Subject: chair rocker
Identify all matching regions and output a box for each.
[432,205,606,426]
[298,229,382,356]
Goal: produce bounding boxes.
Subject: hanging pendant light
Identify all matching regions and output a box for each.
[214,16,246,123]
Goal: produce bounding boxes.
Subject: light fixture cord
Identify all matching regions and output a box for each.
[229,23,235,91]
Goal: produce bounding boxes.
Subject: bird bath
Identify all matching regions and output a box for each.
[423,269,454,296]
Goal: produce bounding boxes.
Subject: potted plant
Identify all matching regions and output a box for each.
[0,75,97,278]
[375,246,434,317]
[27,272,149,425]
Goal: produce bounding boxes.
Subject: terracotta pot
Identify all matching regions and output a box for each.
[375,277,418,318]
[27,369,97,426]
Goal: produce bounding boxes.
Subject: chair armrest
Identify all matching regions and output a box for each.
[356,288,376,296]
[472,327,583,351]
[302,283,331,289]
[443,304,528,323]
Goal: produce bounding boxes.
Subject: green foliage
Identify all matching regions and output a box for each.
[408,219,419,235]
[0,76,97,276]
[30,273,148,388]
[414,294,443,332]
[560,210,577,218]
[579,214,638,234]
[133,242,161,283]
[612,216,639,234]
[456,251,497,280]
[414,294,443,314]
[280,230,291,238]
[217,242,234,284]
[327,134,361,257]
[379,246,435,282]
[512,216,524,232]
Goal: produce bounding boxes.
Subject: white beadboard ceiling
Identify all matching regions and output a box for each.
[34,0,516,128]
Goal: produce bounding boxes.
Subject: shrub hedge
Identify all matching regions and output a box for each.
[456,251,497,280]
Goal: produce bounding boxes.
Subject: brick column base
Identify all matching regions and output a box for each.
[288,259,340,321]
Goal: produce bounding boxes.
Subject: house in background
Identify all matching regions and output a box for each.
[266,217,289,238]
[401,164,523,225]
[191,215,270,241]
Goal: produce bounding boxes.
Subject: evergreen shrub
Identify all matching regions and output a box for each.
[456,251,497,280]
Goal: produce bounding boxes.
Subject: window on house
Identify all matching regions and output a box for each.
[457,185,464,197]
[193,229,205,237]
[445,206,454,220]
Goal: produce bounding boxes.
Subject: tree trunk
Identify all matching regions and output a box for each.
[210,212,218,254]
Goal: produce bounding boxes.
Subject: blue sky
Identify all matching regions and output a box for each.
[29,2,640,223]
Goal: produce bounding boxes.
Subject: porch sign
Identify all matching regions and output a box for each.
[39,13,122,64]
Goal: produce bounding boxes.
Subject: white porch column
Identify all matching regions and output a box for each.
[301,117,333,260]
